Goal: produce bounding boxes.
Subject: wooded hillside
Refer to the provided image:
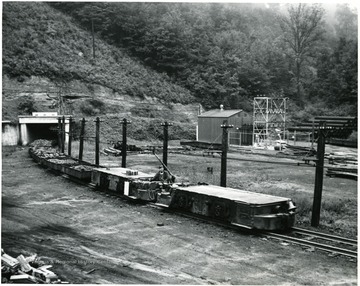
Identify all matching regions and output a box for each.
[49,2,358,122]
[2,2,195,105]
[2,2,358,127]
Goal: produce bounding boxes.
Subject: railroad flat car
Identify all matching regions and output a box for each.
[167,185,296,230]
[29,148,296,231]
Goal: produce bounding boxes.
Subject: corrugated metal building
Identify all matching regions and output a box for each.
[197,107,252,145]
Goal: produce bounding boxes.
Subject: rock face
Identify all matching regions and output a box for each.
[2,75,199,141]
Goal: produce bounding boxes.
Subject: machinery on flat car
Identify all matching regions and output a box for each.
[29,147,296,231]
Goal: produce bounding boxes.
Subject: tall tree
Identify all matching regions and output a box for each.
[278,4,325,105]
[334,3,358,41]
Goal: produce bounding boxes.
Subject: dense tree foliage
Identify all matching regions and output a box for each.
[3,2,358,123]
[2,2,195,105]
[48,2,357,120]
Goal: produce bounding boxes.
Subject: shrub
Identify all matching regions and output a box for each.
[79,98,106,116]
[17,96,37,114]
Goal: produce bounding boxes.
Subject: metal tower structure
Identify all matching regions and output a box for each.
[253,96,288,145]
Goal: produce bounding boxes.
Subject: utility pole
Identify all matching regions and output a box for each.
[311,123,326,227]
[92,19,95,60]
[57,117,62,152]
[61,116,66,154]
[79,118,86,161]
[161,122,173,167]
[95,117,100,166]
[220,121,233,187]
[121,118,130,168]
[68,117,73,157]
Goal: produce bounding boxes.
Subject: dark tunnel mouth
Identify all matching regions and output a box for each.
[26,123,58,144]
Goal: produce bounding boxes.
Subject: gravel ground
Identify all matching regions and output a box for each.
[1,147,357,284]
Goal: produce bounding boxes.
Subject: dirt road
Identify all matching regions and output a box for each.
[1,147,357,284]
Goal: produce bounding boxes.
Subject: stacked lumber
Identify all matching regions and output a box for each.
[279,144,317,157]
[103,147,121,156]
[326,152,357,165]
[325,152,357,180]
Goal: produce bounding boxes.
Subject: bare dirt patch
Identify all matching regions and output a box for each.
[1,147,357,284]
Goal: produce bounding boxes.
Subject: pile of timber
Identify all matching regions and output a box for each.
[279,144,317,157]
[180,140,222,150]
[1,249,66,284]
[326,152,358,165]
[103,147,121,156]
[325,151,357,180]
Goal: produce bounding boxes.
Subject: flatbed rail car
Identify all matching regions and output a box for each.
[29,148,296,231]
[167,185,296,230]
[92,168,296,231]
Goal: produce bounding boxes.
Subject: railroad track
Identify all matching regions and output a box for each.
[61,173,357,260]
[264,227,357,259]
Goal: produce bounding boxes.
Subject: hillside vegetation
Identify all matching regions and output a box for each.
[49,2,358,122]
[2,2,195,105]
[2,2,357,140]
[2,2,201,141]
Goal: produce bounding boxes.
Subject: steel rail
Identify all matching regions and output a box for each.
[291,227,357,246]
[62,171,357,260]
[264,231,357,259]
[41,161,357,260]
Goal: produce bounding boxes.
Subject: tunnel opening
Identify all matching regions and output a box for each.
[27,123,58,145]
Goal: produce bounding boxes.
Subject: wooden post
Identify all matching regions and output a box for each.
[121,118,129,168]
[57,117,62,152]
[311,125,326,227]
[161,122,173,167]
[61,116,66,153]
[311,119,315,149]
[220,121,233,187]
[95,117,100,166]
[68,117,73,157]
[92,19,95,60]
[79,118,85,161]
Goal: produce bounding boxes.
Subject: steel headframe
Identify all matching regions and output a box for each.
[253,95,288,145]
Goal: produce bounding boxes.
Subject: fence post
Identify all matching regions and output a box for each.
[79,118,85,161]
[161,121,173,167]
[311,125,326,227]
[220,121,233,187]
[68,117,73,157]
[95,117,100,166]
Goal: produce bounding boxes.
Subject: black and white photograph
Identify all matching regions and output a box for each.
[1,1,358,284]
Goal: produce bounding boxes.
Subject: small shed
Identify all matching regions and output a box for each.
[197,106,252,145]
